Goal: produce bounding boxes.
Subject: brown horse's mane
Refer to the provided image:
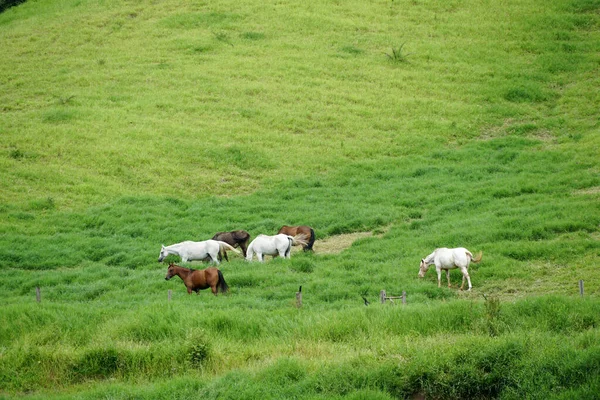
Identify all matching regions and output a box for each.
[169,262,196,273]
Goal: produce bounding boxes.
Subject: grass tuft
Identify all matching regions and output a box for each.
[385,43,410,63]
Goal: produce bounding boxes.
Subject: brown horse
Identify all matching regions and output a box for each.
[278,225,315,251]
[211,230,250,261]
[164,263,229,295]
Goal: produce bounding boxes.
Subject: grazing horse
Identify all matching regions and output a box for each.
[211,230,250,262]
[246,234,308,262]
[158,240,240,265]
[164,263,229,295]
[278,225,315,251]
[418,247,483,291]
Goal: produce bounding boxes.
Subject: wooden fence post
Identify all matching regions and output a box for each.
[579,280,584,297]
[380,290,386,304]
[36,287,41,303]
[296,286,302,308]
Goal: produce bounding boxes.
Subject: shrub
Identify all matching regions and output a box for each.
[0,0,26,13]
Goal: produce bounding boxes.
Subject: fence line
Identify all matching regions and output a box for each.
[380,290,406,305]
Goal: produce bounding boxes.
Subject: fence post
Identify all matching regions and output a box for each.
[380,290,386,304]
[168,290,172,302]
[579,280,584,297]
[36,287,41,303]
[296,286,302,308]
[402,291,406,305]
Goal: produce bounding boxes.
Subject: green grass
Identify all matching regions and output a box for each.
[1,0,599,398]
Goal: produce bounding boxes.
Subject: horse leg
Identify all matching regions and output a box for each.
[223,251,229,262]
[211,285,218,296]
[460,268,472,291]
[446,269,451,288]
[465,273,472,291]
[436,269,442,288]
[240,242,248,258]
[257,253,264,262]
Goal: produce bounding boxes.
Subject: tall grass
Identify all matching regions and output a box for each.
[1,298,599,397]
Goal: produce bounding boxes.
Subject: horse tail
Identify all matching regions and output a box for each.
[471,251,483,263]
[305,228,316,251]
[285,236,293,257]
[290,234,308,247]
[217,270,229,293]
[218,241,241,254]
[245,242,254,261]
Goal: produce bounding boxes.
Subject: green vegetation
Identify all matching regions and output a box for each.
[1,0,599,398]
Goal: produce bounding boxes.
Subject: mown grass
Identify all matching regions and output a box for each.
[1,0,599,398]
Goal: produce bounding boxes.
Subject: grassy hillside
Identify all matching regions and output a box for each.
[1,0,599,398]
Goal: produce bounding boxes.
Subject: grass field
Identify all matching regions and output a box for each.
[1,0,599,398]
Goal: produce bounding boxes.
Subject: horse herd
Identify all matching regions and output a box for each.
[159,226,315,295]
[158,225,482,296]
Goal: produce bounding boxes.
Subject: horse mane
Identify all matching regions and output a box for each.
[169,262,195,272]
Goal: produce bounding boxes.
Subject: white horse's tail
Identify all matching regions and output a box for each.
[289,234,308,247]
[468,250,483,263]
[217,241,241,254]
[245,243,254,261]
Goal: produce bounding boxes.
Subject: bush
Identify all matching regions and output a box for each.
[0,0,26,13]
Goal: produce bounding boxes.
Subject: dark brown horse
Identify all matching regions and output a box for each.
[164,263,229,295]
[211,230,250,261]
[278,225,315,251]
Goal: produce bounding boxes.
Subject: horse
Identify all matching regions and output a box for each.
[164,262,229,295]
[211,230,250,262]
[418,247,483,291]
[158,240,240,265]
[245,234,308,262]
[278,225,315,251]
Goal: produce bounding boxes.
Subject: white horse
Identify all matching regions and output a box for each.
[158,240,240,265]
[245,234,307,262]
[418,247,482,291]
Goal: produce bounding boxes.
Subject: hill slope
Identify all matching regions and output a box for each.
[1,0,599,398]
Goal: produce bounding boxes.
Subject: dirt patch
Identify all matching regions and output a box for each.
[574,186,600,195]
[305,226,391,254]
[288,226,390,255]
[313,232,374,254]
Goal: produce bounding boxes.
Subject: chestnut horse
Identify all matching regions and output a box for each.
[278,225,315,251]
[211,230,250,262]
[164,263,229,295]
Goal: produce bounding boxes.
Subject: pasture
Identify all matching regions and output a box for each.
[1,0,599,398]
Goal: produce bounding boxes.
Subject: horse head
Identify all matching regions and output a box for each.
[418,259,429,278]
[165,262,176,280]
[158,245,168,262]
